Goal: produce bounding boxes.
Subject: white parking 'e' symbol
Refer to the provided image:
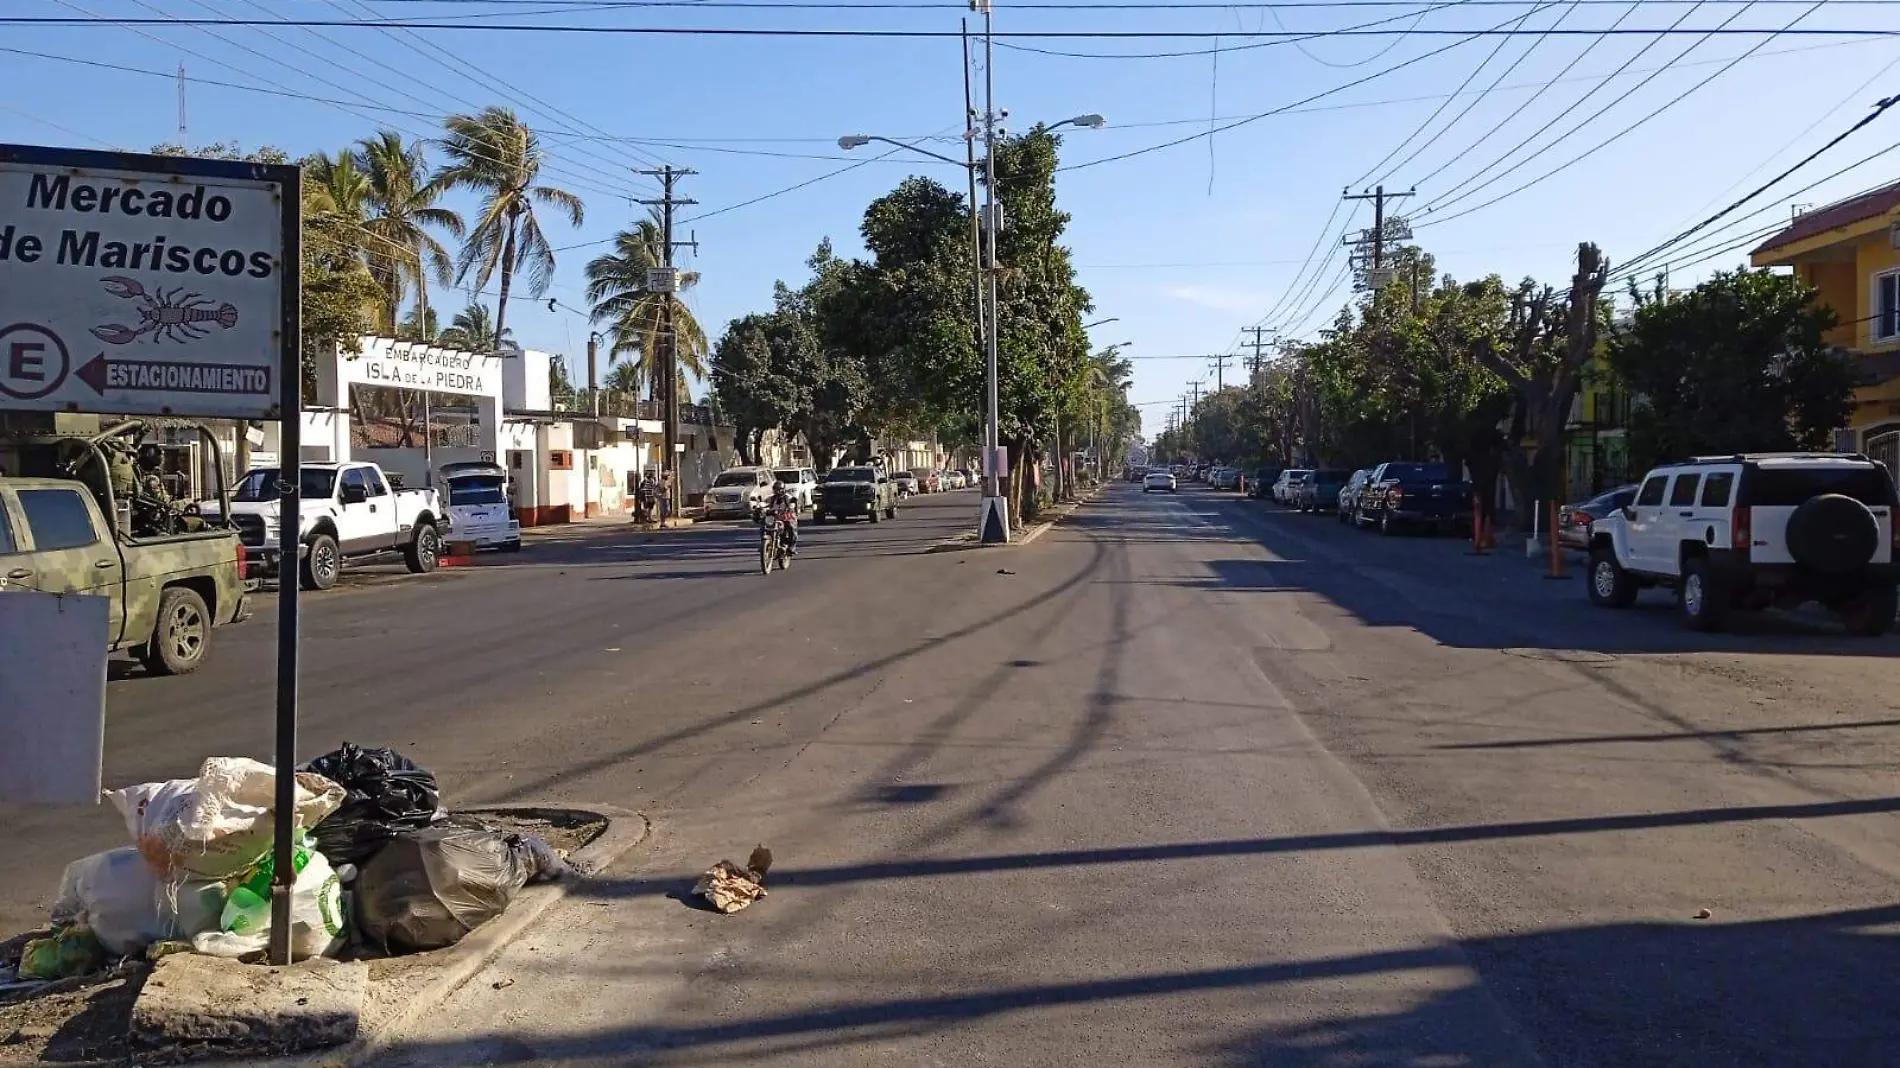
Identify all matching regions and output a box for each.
[0,323,70,401]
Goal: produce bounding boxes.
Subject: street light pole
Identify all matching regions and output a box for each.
[980,2,1006,540]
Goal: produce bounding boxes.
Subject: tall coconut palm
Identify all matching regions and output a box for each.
[437,303,513,353]
[583,211,708,399]
[434,107,584,352]
[356,131,463,336]
[306,149,371,223]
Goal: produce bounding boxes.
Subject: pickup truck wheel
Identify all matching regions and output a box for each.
[404,523,440,574]
[300,533,340,591]
[1678,556,1728,632]
[1379,511,1398,536]
[1588,548,1639,608]
[1841,582,1897,637]
[142,586,210,676]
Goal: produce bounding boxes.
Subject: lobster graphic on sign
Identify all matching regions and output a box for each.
[90,276,239,345]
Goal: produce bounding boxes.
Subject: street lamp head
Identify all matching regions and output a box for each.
[1068,114,1107,129]
[838,135,873,150]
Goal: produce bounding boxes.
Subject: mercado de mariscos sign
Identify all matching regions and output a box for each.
[0,145,292,420]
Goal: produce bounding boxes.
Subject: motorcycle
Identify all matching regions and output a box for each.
[755,504,795,574]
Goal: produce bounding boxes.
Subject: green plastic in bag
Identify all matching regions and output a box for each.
[19,924,105,980]
[221,836,313,936]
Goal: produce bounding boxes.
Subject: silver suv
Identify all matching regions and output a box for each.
[1586,453,1897,634]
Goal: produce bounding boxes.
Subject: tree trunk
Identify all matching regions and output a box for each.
[492,209,520,354]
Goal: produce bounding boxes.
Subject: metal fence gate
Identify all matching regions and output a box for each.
[1869,429,1899,483]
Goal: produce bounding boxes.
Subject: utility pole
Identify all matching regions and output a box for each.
[638,166,697,527]
[1343,184,1414,311]
[977,0,1009,543]
[1209,353,1229,392]
[1189,378,1203,408]
[1244,326,1270,377]
[176,64,187,142]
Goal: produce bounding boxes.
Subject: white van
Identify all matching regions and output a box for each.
[439,462,521,553]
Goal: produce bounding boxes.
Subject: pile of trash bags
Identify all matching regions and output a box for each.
[18,746,569,981]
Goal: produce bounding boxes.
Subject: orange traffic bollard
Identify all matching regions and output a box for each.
[1467,497,1489,555]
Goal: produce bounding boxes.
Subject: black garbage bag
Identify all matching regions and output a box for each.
[353,822,538,954]
[302,743,443,868]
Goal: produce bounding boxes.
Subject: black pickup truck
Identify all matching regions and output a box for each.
[1352,461,1473,535]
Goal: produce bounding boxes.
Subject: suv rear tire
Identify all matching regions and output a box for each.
[1588,547,1638,608]
[1678,556,1729,631]
[1841,582,1897,637]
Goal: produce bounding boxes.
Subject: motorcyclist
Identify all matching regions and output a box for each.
[765,480,799,555]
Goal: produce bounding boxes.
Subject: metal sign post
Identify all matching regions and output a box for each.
[0,144,302,964]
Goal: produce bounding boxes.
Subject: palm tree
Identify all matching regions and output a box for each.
[356,131,463,336]
[434,107,584,352]
[583,211,709,399]
[306,149,371,222]
[437,303,513,353]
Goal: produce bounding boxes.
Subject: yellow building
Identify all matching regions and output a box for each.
[1750,187,1900,472]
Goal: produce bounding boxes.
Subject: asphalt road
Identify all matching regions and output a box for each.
[0,489,977,936]
[358,482,1896,1068]
[12,483,1900,1067]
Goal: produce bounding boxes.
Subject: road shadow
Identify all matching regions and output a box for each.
[1183,499,1900,656]
[364,902,1900,1066]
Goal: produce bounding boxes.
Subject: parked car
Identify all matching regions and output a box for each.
[228,461,443,590]
[773,466,820,511]
[1144,470,1178,493]
[705,467,778,520]
[1210,467,1242,491]
[1352,461,1472,536]
[893,470,921,497]
[439,461,521,553]
[1,472,248,676]
[1296,469,1351,513]
[1336,469,1374,524]
[1558,484,1639,551]
[816,465,899,522]
[944,470,968,490]
[954,468,977,488]
[918,469,943,493]
[1586,453,1896,634]
[1271,469,1311,505]
[1249,467,1284,499]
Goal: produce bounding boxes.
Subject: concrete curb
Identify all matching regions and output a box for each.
[925,486,1102,553]
[262,804,652,1068]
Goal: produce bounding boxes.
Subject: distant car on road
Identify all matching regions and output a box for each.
[773,467,819,512]
[893,470,920,497]
[1337,469,1374,524]
[954,469,977,488]
[1210,467,1242,491]
[816,465,899,523]
[944,470,968,490]
[1144,470,1178,493]
[706,467,777,519]
[440,461,521,553]
[1249,467,1284,499]
[1296,469,1351,513]
[1271,469,1311,505]
[1353,461,1472,535]
[919,469,943,493]
[1558,484,1638,550]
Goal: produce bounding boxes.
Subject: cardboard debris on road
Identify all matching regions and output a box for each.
[693,846,773,914]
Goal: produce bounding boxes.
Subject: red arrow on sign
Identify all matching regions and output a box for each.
[77,354,271,396]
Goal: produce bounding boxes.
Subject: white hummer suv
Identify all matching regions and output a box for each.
[1586,453,1897,635]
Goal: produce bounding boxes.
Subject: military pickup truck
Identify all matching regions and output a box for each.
[814,465,899,523]
[0,475,249,675]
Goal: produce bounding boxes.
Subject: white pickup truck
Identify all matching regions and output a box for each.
[223,461,444,590]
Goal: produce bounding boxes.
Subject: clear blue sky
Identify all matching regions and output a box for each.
[8,0,1900,436]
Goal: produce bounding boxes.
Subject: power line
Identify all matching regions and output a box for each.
[1412,0,1724,217]
[1620,93,1900,276]
[248,0,1900,7]
[9,16,1898,36]
[1350,0,1565,187]
[1419,0,1831,227]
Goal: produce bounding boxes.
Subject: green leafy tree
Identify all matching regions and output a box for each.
[435,107,585,351]
[1609,268,1857,469]
[583,211,709,398]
